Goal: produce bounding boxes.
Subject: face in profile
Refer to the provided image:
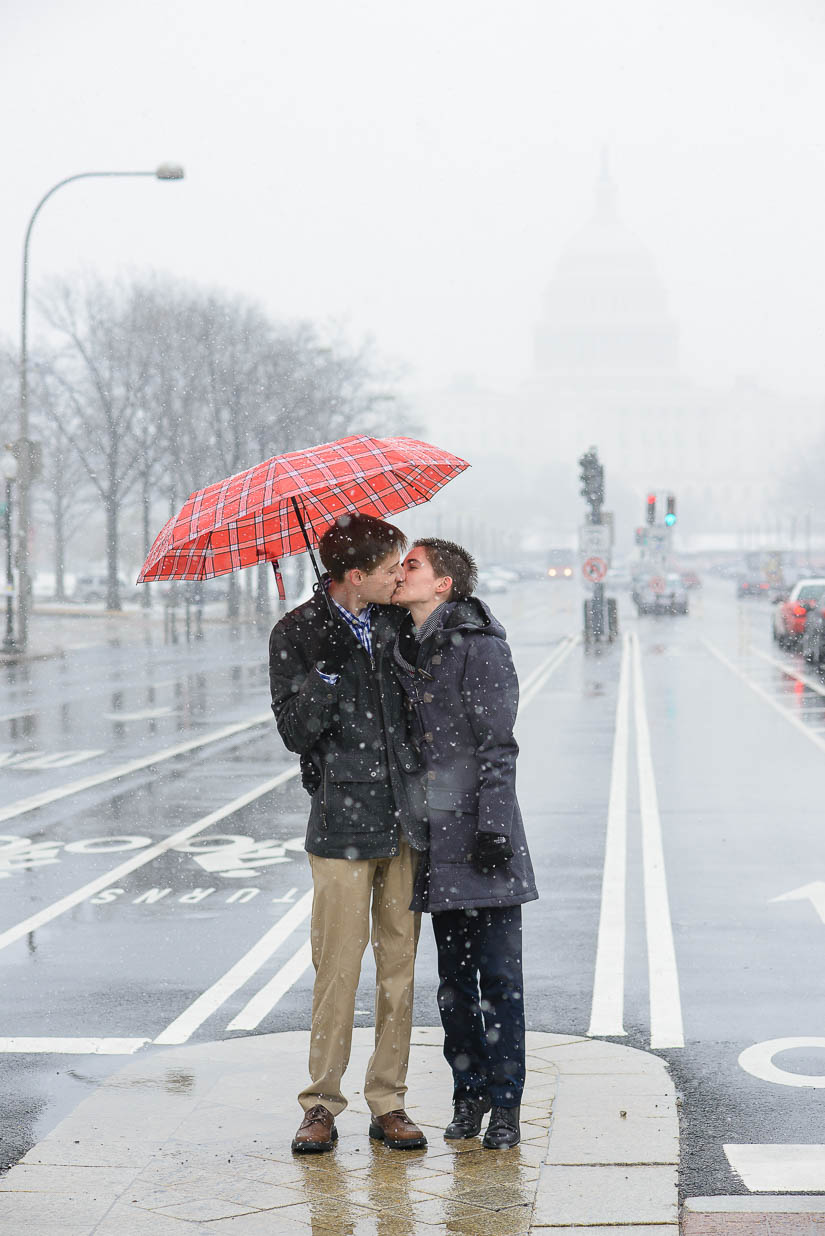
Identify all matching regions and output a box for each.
[393,546,447,607]
[356,552,405,605]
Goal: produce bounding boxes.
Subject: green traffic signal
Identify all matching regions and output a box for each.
[664,512,676,526]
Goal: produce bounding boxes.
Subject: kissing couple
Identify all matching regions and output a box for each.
[269,513,537,1155]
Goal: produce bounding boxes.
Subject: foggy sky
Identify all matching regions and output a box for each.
[3,0,825,396]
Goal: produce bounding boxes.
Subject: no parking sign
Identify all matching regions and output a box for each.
[582,557,607,583]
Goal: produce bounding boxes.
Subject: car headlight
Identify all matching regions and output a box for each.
[548,568,556,577]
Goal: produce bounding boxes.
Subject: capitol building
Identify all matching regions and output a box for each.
[416,160,822,552]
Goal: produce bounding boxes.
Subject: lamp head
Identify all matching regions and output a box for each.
[1,446,18,482]
[155,163,185,180]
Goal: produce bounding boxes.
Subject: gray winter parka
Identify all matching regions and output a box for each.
[393,597,538,912]
[269,585,427,860]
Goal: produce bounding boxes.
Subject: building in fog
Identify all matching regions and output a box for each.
[417,158,822,552]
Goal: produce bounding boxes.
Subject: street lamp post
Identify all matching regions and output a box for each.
[2,446,18,654]
[16,163,184,650]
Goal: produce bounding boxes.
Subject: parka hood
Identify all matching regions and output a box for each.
[439,596,506,641]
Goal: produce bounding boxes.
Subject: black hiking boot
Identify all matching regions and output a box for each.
[444,1094,491,1139]
[483,1104,521,1149]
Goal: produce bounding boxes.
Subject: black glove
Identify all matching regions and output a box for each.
[316,618,354,676]
[472,832,514,873]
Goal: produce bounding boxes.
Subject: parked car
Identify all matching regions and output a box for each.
[72,573,128,603]
[632,572,688,615]
[772,579,825,649]
[476,570,509,595]
[680,569,702,590]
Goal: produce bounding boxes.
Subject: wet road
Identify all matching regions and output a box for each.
[1,583,824,1201]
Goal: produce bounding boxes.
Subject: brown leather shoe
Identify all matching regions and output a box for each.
[291,1104,338,1154]
[369,1109,428,1150]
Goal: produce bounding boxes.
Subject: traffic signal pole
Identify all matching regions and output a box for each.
[578,447,617,647]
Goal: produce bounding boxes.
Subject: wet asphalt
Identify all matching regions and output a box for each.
[1,582,824,1201]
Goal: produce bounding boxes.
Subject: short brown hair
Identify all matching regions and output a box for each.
[415,538,478,602]
[319,513,407,581]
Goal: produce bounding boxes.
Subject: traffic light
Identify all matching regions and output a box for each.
[646,493,656,525]
[579,450,604,510]
[665,495,676,527]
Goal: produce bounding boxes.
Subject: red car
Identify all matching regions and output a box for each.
[772,579,825,648]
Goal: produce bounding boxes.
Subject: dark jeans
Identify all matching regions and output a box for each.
[431,905,525,1107]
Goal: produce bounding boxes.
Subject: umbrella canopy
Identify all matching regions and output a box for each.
[137,434,469,586]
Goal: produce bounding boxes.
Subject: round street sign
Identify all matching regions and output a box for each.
[582,556,607,583]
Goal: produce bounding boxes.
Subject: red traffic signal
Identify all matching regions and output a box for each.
[646,494,656,525]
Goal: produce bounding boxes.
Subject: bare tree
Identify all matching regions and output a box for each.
[38,276,163,610]
[30,372,96,599]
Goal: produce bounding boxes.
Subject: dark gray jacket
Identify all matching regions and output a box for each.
[269,585,427,860]
[394,597,538,912]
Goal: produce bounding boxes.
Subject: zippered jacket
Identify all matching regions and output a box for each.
[268,585,427,859]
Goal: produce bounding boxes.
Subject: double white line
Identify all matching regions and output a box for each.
[588,631,684,1049]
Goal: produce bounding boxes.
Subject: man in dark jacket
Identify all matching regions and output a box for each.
[392,538,537,1149]
[269,514,428,1155]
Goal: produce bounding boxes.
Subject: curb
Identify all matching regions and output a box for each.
[527,1033,679,1233]
[683,1196,825,1234]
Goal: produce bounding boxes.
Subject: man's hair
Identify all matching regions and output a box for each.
[415,538,478,602]
[319,513,407,581]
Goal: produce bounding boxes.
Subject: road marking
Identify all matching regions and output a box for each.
[703,639,825,759]
[0,1037,149,1055]
[154,889,314,1045]
[631,631,684,1049]
[1,749,106,770]
[749,646,825,698]
[588,632,630,1038]
[738,1037,825,1087]
[519,638,572,694]
[519,636,580,710]
[772,882,825,924]
[0,711,273,824]
[0,766,300,953]
[725,1143,825,1191]
[226,937,313,1031]
[103,707,176,721]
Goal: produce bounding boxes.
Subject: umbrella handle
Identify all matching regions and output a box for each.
[290,496,336,621]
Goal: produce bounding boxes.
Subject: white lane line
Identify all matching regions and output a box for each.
[0,711,273,824]
[724,1144,825,1191]
[520,636,580,710]
[0,766,300,954]
[749,645,825,699]
[519,637,572,695]
[588,632,630,1038]
[0,1037,149,1055]
[631,632,684,1050]
[226,938,313,1031]
[703,639,825,759]
[10,750,106,770]
[155,890,314,1045]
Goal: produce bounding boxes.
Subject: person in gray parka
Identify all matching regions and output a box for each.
[392,538,537,1149]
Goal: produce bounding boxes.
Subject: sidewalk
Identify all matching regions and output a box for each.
[0,1028,679,1234]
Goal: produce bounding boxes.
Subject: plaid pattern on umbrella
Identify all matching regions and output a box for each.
[137,435,469,586]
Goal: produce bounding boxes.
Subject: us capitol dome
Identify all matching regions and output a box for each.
[535,157,679,381]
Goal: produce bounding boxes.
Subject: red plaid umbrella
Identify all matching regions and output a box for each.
[137,434,469,597]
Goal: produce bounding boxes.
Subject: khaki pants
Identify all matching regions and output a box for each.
[298,841,421,1118]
